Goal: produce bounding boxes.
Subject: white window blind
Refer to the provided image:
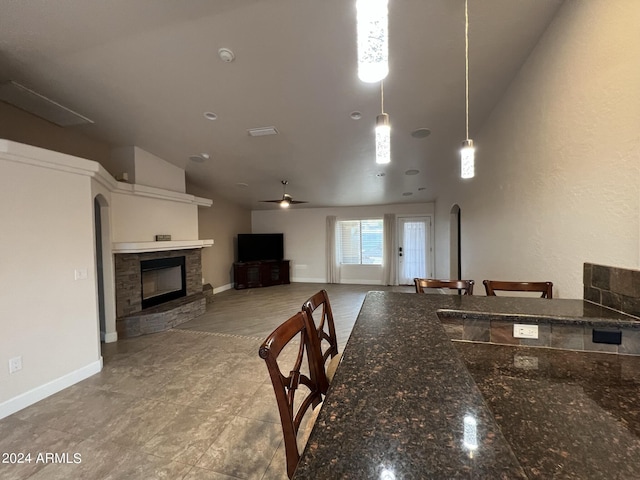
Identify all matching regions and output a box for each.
[338,219,383,265]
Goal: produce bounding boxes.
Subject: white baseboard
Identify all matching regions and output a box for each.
[0,358,103,420]
[104,332,118,343]
[213,283,234,294]
[290,277,326,283]
[339,279,383,285]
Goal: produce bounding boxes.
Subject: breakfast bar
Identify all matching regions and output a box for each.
[293,292,640,479]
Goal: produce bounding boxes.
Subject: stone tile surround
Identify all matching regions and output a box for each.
[584,262,640,317]
[114,249,202,317]
[436,263,640,356]
[114,248,204,337]
[439,315,640,355]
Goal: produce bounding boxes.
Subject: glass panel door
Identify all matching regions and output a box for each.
[397,217,432,285]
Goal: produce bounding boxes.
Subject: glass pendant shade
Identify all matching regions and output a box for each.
[356,0,389,83]
[375,113,391,164]
[460,139,475,179]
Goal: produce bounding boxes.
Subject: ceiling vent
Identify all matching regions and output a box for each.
[0,81,94,127]
[247,126,279,137]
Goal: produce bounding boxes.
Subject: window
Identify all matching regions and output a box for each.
[338,219,383,265]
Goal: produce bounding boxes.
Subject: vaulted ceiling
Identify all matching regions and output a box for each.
[0,0,563,208]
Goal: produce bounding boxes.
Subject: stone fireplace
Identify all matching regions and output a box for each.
[114,248,206,337]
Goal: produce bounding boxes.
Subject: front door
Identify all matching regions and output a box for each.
[397,217,432,285]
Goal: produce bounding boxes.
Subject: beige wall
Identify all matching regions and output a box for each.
[434,0,640,298]
[252,203,435,284]
[0,150,102,417]
[0,101,112,164]
[190,186,252,290]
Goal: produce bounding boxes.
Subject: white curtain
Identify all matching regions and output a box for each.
[326,215,340,283]
[403,221,427,280]
[382,213,397,285]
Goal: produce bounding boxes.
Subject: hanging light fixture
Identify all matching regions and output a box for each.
[460,0,475,179]
[356,0,389,83]
[375,81,391,164]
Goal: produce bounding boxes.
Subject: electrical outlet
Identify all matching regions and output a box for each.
[74,268,88,280]
[9,356,22,374]
[513,324,538,339]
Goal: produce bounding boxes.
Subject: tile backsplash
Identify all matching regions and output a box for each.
[584,263,640,318]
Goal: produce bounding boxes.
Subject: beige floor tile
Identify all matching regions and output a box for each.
[196,416,282,480]
[141,407,232,466]
[1,284,387,480]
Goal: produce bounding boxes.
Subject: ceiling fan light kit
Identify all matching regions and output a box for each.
[261,180,308,208]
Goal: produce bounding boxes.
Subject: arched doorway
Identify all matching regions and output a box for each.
[94,194,116,342]
[450,205,461,280]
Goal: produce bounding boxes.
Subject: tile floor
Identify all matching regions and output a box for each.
[0,283,411,480]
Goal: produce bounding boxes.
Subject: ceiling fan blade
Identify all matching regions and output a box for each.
[289,200,308,204]
[260,199,284,203]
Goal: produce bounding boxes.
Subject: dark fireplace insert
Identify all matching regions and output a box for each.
[140,256,186,309]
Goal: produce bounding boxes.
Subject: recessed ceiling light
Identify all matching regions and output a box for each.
[247,126,279,136]
[405,169,419,176]
[189,155,205,163]
[411,128,431,139]
[218,48,235,63]
[376,172,386,177]
[200,153,210,159]
[350,111,362,120]
[204,112,217,121]
[235,182,249,188]
[402,192,413,196]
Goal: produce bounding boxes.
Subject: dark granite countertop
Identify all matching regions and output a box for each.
[434,295,640,328]
[456,342,640,479]
[293,292,640,479]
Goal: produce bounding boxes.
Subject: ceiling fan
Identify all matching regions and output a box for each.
[260,180,308,208]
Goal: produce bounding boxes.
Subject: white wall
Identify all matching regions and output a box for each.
[434,0,640,298]
[0,151,102,418]
[132,147,186,193]
[0,140,210,418]
[109,146,186,193]
[110,193,199,243]
[252,203,434,284]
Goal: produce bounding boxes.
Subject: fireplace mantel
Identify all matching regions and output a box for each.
[112,239,213,254]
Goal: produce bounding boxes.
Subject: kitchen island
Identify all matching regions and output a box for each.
[293,292,640,479]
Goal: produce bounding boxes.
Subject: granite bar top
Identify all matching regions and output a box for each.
[435,296,640,329]
[456,342,640,479]
[294,292,527,479]
[293,292,640,479]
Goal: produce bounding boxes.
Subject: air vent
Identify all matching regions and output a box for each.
[247,126,279,137]
[0,81,94,127]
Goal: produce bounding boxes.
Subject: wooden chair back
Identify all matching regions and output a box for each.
[483,280,553,298]
[302,289,338,394]
[259,311,323,479]
[414,278,475,295]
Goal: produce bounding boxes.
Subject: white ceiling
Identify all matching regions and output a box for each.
[0,0,563,209]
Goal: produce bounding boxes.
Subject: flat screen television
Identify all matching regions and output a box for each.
[237,233,284,262]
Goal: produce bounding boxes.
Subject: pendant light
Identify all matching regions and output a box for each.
[375,81,391,164]
[356,0,389,83]
[460,0,475,179]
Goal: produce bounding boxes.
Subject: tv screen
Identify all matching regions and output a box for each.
[237,233,284,262]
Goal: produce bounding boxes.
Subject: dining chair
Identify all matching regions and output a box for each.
[259,311,324,479]
[483,280,553,298]
[414,278,475,295]
[302,289,341,394]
